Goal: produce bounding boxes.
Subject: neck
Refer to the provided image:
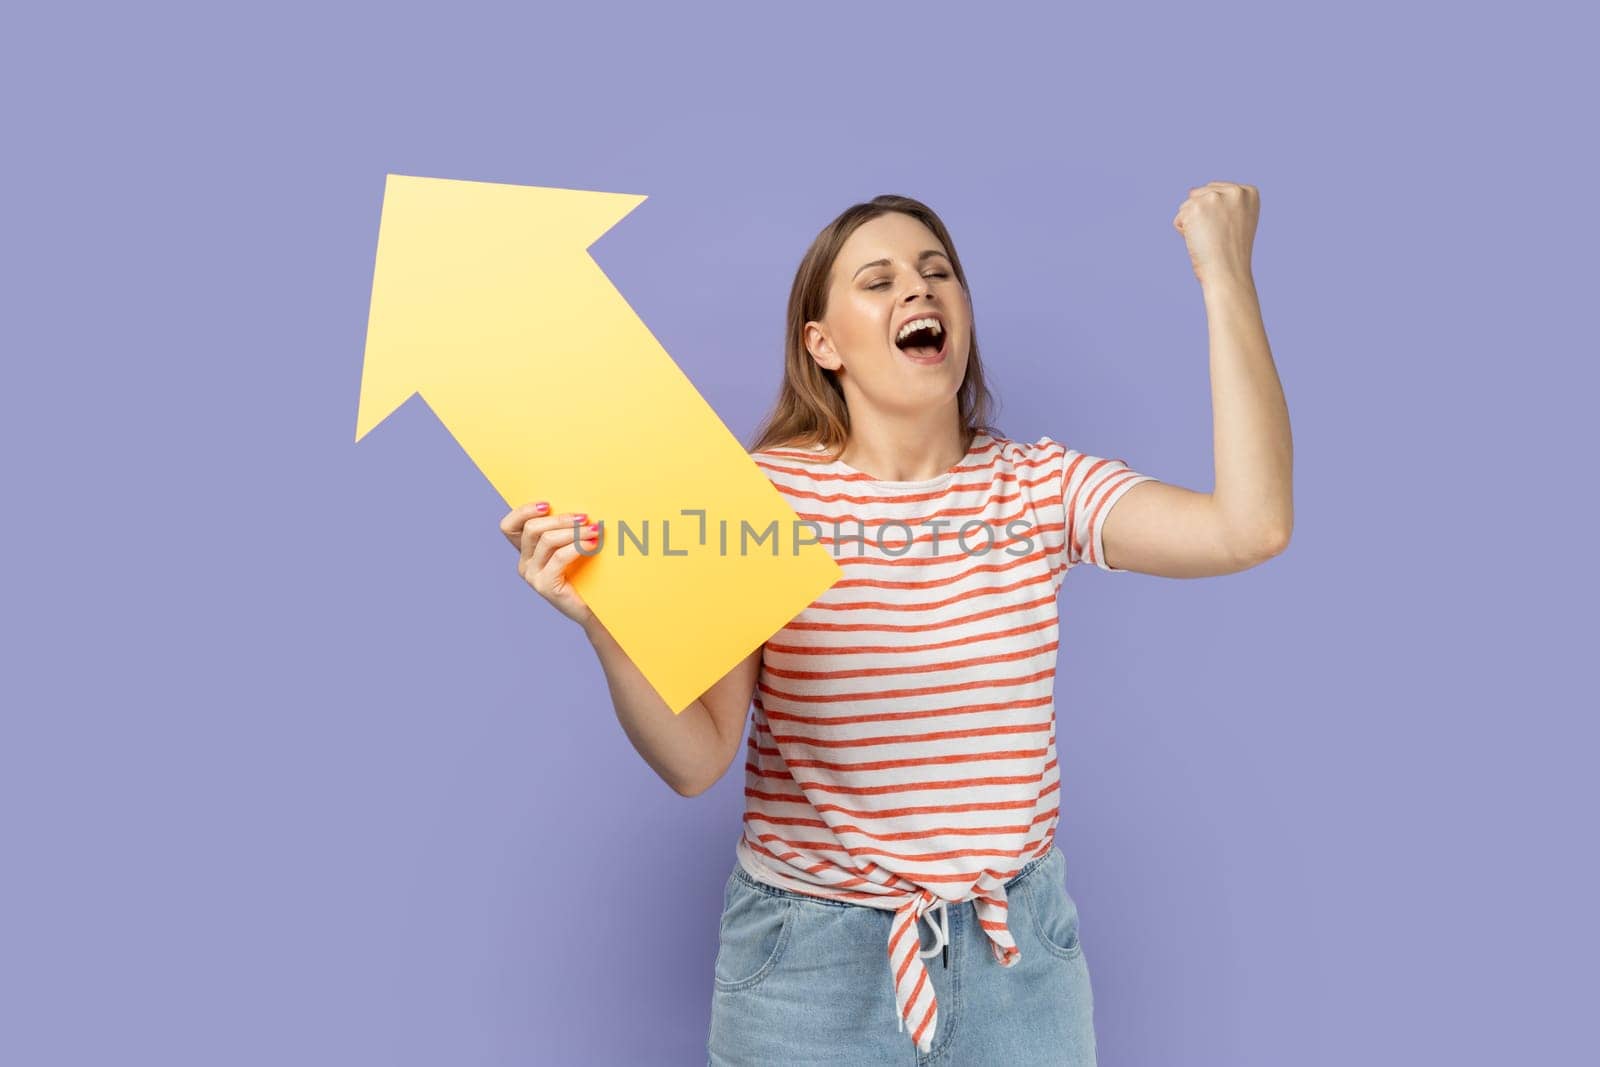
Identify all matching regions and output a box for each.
[839,409,969,482]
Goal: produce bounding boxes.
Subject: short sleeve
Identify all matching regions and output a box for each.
[1038,436,1158,575]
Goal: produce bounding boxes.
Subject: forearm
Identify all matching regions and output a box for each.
[581,614,728,797]
[1203,273,1294,552]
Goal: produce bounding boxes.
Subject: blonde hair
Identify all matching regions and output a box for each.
[747,194,1002,460]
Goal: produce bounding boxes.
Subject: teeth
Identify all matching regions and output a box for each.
[896,317,944,342]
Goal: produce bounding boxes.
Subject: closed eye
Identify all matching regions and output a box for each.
[867,271,950,291]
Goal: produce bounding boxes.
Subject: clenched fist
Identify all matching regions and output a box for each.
[1173,181,1259,288]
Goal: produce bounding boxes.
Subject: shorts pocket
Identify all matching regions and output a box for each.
[1021,857,1085,960]
[713,874,796,993]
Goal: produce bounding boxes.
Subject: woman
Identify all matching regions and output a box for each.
[502,190,1292,1064]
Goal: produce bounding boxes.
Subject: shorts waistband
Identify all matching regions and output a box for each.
[731,846,1058,907]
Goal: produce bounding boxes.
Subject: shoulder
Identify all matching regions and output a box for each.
[748,441,834,498]
[749,438,834,468]
[750,437,810,457]
[988,433,1068,472]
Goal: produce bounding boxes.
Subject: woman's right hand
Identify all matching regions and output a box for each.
[499,502,602,629]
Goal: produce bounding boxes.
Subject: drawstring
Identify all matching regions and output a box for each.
[919,900,950,962]
[897,899,950,1034]
[888,886,1019,1052]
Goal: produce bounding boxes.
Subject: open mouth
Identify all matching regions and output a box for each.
[894,319,946,362]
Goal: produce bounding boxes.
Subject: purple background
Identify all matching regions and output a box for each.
[5,2,1593,1064]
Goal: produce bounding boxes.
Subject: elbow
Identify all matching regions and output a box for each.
[671,765,721,798]
[1249,522,1293,563]
[1215,494,1293,569]
[1264,519,1293,558]
[674,743,739,798]
[1230,521,1291,568]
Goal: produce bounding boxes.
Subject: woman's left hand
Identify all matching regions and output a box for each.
[1173,181,1259,288]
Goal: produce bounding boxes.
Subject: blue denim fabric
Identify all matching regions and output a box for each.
[707,845,1096,1065]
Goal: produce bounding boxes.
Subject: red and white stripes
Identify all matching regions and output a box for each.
[730,431,1153,1053]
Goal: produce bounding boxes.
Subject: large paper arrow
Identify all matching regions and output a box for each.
[357,173,840,713]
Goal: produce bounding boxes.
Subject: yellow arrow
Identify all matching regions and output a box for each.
[358,173,840,713]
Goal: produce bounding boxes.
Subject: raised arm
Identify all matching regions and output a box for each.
[1098,182,1293,578]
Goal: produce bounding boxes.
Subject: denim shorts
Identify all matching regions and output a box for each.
[706,845,1096,1066]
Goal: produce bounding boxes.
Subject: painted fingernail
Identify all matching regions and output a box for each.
[534,502,549,513]
[573,513,588,523]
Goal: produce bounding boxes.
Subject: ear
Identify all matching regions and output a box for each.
[804,322,843,371]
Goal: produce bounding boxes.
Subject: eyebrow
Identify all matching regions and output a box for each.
[852,249,950,280]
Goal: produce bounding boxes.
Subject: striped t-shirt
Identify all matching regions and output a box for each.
[733,430,1155,1055]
